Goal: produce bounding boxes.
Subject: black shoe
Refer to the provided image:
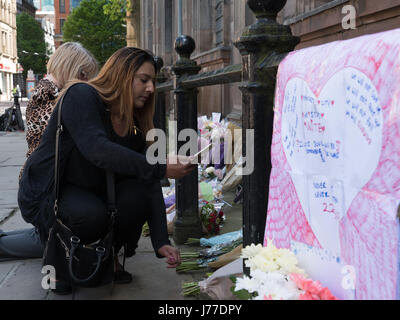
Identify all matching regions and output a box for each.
[51,281,72,295]
[114,270,132,284]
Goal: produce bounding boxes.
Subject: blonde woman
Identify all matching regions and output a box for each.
[0,43,97,266]
[18,47,194,294]
[25,42,98,158]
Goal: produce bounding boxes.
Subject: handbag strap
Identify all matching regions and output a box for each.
[53,86,116,218]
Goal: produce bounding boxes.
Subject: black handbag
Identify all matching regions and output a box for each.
[43,88,117,288]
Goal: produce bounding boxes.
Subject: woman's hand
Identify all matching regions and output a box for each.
[165,155,196,179]
[158,245,181,268]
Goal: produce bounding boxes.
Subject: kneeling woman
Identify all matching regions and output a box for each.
[18,47,195,292]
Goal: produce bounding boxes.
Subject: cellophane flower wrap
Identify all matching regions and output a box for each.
[233,240,338,300]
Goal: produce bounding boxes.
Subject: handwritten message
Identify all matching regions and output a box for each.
[281,68,383,255]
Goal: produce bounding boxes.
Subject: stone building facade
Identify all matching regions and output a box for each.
[16,0,35,16]
[140,0,255,121]
[0,0,17,101]
[278,0,400,49]
[140,0,400,121]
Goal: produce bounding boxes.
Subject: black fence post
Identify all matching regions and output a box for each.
[234,0,299,272]
[154,56,170,187]
[172,35,203,244]
[154,56,167,132]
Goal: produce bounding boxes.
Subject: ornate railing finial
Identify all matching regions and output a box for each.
[175,35,196,61]
[247,0,287,20]
[173,35,200,77]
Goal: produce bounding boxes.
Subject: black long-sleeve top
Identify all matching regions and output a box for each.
[18,83,168,256]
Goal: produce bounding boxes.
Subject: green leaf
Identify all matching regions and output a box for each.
[63,0,126,66]
[230,287,252,300]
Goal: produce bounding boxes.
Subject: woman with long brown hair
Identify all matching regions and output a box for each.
[18,47,194,294]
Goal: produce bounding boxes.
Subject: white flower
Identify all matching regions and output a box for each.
[241,243,263,259]
[234,275,258,293]
[249,270,301,300]
[243,240,306,276]
[205,167,215,174]
[237,240,306,300]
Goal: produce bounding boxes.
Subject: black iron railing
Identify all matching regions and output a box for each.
[153,1,299,272]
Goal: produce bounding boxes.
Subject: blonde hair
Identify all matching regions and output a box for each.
[47,42,98,88]
[62,47,156,137]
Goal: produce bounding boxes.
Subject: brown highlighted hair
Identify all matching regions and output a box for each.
[62,47,157,137]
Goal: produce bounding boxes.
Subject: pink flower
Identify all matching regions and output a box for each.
[290,273,338,300]
[290,273,307,288]
[299,292,320,300]
[264,294,273,300]
[319,288,339,300]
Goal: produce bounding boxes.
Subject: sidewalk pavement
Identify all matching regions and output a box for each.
[0,130,243,300]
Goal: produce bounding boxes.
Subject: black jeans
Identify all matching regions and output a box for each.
[58,179,152,257]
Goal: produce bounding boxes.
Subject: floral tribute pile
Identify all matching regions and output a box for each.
[232,240,338,300]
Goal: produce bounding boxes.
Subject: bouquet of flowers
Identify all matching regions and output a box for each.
[177,238,242,274]
[185,229,242,246]
[199,202,224,235]
[231,240,338,300]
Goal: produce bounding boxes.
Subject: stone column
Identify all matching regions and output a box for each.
[172,35,202,244]
[234,0,299,254]
[126,0,140,47]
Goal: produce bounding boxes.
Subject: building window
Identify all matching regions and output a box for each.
[164,0,172,51]
[42,0,55,11]
[59,18,65,32]
[215,0,224,47]
[59,0,65,13]
[284,0,348,25]
[2,31,7,54]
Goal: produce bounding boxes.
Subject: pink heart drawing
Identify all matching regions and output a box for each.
[265,28,400,300]
[281,67,383,255]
